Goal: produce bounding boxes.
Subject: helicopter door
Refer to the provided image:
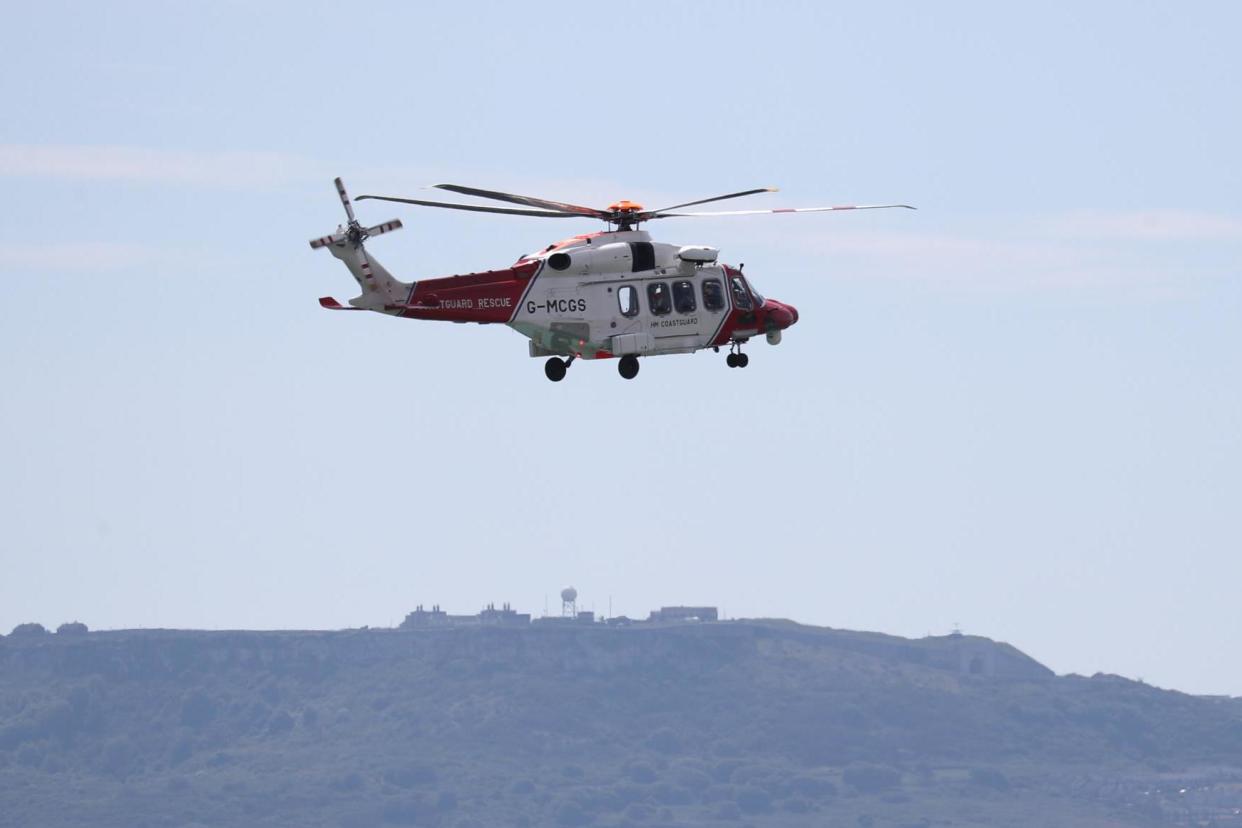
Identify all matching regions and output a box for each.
[646,276,711,352]
[616,283,642,329]
[729,274,759,323]
[700,275,728,339]
[610,282,653,356]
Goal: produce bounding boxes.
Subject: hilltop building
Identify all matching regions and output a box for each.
[399,605,477,628]
[400,605,448,628]
[648,606,719,623]
[478,603,531,626]
[399,600,719,629]
[533,610,595,626]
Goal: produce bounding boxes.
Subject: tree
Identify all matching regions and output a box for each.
[843,764,901,794]
[179,691,218,728]
[10,622,47,637]
[553,799,590,827]
[735,785,772,814]
[56,621,89,635]
[969,767,1010,791]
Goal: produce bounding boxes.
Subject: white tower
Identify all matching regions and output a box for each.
[560,587,578,618]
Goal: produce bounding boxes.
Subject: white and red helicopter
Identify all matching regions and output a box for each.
[310,179,912,381]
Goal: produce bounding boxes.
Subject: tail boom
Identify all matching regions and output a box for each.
[390,261,540,323]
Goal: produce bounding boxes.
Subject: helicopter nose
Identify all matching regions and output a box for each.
[766,300,798,329]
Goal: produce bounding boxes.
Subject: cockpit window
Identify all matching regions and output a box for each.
[672,280,697,314]
[730,276,752,311]
[748,279,765,307]
[647,282,672,316]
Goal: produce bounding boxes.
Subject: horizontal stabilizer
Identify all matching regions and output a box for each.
[319,296,364,310]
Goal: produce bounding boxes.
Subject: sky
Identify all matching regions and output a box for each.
[1,1,1239,695]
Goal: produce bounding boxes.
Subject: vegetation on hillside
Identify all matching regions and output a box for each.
[1,621,1239,827]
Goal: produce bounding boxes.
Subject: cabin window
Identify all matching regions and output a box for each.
[672,280,697,314]
[730,275,753,310]
[702,279,725,312]
[647,282,672,316]
[617,284,639,317]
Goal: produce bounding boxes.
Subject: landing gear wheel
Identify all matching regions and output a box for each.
[544,357,567,382]
[727,341,749,368]
[618,355,640,380]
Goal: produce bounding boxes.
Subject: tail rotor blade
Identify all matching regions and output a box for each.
[363,218,403,238]
[334,177,358,224]
[309,232,346,249]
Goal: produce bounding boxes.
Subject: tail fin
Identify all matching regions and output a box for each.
[309,178,413,311]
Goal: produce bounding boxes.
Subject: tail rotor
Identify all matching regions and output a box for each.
[309,177,408,310]
[309,177,404,257]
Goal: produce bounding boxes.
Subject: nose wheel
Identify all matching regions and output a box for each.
[726,344,750,368]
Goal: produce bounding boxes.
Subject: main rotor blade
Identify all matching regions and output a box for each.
[643,187,779,216]
[355,194,587,218]
[431,184,606,218]
[651,204,917,218]
[334,177,357,224]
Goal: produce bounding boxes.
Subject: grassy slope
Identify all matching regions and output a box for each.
[1,621,1240,827]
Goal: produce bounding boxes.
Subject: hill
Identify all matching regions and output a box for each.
[2,620,1241,827]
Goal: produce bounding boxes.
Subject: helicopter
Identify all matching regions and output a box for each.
[309,178,912,381]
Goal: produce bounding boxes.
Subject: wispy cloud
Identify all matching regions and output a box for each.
[1039,209,1242,242]
[0,145,671,205]
[0,145,317,189]
[733,209,1242,293]
[811,229,1137,290]
[2,147,1238,294]
[0,242,166,273]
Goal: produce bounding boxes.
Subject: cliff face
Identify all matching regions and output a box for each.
[1,621,1239,827]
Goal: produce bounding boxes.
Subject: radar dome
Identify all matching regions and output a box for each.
[560,587,578,603]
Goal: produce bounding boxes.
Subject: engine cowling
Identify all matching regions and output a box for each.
[546,242,634,274]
